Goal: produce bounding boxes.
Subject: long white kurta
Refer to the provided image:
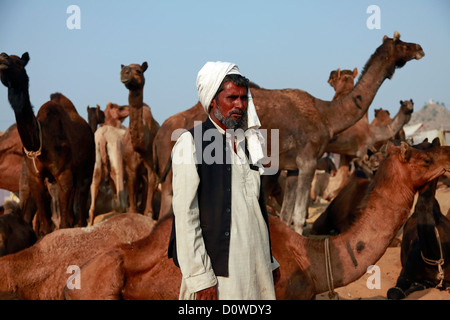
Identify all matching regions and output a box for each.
[172,119,279,300]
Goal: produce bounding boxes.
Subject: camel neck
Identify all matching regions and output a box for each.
[8,86,40,152]
[325,50,392,136]
[128,88,146,153]
[298,155,416,293]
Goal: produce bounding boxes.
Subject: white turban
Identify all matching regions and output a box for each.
[196,61,265,172]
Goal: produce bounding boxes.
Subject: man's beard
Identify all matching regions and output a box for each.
[214,106,247,130]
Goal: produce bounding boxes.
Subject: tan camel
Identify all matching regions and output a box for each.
[120,62,160,218]
[0,52,95,236]
[0,141,447,300]
[88,103,130,225]
[152,33,424,234]
[0,213,155,299]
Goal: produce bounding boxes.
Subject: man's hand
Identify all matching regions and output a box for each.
[196,285,217,300]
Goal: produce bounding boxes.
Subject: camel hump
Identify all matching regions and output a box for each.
[50,92,80,117]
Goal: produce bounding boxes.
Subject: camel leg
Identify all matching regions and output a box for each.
[56,170,75,229]
[291,159,317,234]
[75,173,92,228]
[158,175,173,220]
[28,175,53,237]
[108,142,127,214]
[279,173,298,226]
[88,166,102,226]
[144,165,156,218]
[126,168,138,213]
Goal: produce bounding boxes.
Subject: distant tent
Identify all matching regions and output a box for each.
[403,122,423,137]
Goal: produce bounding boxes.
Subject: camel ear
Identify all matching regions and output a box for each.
[121,64,125,69]
[393,31,401,41]
[431,137,441,147]
[336,68,341,79]
[20,52,30,66]
[383,35,388,42]
[399,141,411,162]
[141,62,148,73]
[353,68,358,78]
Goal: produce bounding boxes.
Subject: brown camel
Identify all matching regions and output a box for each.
[88,103,130,225]
[371,108,408,150]
[0,213,155,299]
[153,33,424,234]
[0,52,95,236]
[388,138,450,299]
[62,141,449,300]
[324,67,414,199]
[0,141,447,300]
[0,124,22,193]
[120,62,160,218]
[0,201,36,257]
[87,104,105,133]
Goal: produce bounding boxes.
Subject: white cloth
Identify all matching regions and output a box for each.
[196,61,265,173]
[172,121,279,300]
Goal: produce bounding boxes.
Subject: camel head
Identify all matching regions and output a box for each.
[0,52,30,90]
[399,99,414,118]
[379,31,424,77]
[383,141,450,191]
[120,62,148,90]
[105,102,129,124]
[328,68,358,93]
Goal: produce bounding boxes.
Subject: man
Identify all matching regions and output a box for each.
[169,61,280,300]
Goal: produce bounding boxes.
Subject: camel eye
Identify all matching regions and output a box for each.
[423,157,432,166]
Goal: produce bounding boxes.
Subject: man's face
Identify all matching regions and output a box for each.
[211,81,248,130]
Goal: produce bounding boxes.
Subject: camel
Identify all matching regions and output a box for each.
[0,141,447,300]
[371,108,407,150]
[0,124,22,193]
[88,103,130,225]
[0,52,95,236]
[0,201,36,257]
[310,155,337,203]
[324,67,414,200]
[388,138,450,299]
[0,213,155,299]
[120,62,160,218]
[62,141,448,300]
[86,104,105,133]
[152,33,424,234]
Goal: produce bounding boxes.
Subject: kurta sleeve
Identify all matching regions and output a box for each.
[172,131,217,293]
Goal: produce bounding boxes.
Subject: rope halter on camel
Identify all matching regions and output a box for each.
[420,227,445,289]
[325,237,338,299]
[23,119,42,174]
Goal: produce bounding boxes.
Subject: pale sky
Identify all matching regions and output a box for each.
[1,0,449,131]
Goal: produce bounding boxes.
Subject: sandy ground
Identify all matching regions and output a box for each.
[309,187,450,300]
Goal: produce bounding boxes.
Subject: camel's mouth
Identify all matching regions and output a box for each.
[0,53,10,69]
[120,77,131,84]
[415,50,425,60]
